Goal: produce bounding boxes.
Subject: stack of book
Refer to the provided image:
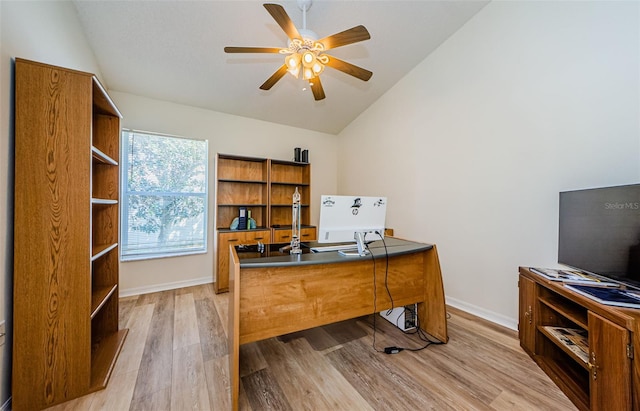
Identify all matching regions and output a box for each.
[542,326,589,363]
[530,267,640,309]
[530,267,617,287]
[565,284,640,309]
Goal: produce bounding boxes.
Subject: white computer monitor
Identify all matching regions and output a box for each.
[318,195,387,252]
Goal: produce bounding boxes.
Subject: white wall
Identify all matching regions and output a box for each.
[0,1,105,407]
[338,0,640,328]
[111,92,338,295]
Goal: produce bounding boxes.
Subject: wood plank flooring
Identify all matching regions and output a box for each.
[45,283,577,410]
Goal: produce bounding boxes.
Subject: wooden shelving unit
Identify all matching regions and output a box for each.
[13,58,127,410]
[269,159,316,244]
[215,154,271,293]
[216,154,269,229]
[518,267,639,411]
[269,159,311,227]
[214,154,316,293]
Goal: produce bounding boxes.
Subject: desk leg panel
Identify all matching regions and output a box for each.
[421,245,448,343]
[229,246,241,411]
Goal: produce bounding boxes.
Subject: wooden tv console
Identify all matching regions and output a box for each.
[518,267,640,411]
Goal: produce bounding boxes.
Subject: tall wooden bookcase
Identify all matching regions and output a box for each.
[214,154,316,293]
[13,58,128,410]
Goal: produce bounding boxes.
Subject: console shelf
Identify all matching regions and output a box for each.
[519,267,639,411]
[538,295,588,329]
[538,325,589,367]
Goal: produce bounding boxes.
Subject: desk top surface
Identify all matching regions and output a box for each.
[235,237,433,268]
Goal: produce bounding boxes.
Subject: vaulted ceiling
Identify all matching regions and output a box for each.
[73,1,488,134]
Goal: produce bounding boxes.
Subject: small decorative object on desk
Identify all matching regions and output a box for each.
[290,187,302,254]
[230,216,256,230]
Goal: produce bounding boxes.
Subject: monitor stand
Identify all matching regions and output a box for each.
[339,231,370,257]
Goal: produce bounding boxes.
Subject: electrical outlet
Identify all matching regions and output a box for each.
[0,322,5,347]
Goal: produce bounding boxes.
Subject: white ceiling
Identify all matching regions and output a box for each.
[73,0,488,135]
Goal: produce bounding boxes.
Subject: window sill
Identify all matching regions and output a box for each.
[121,249,207,262]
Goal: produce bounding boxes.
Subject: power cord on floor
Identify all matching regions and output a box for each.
[370,232,445,354]
[371,231,392,354]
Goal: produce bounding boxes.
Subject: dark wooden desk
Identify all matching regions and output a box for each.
[228,238,448,410]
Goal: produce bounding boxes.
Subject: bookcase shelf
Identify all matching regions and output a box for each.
[92,198,118,205]
[218,203,269,207]
[92,146,118,165]
[270,203,310,207]
[91,284,118,319]
[13,59,127,410]
[271,181,311,186]
[90,329,128,390]
[218,178,267,184]
[92,243,119,261]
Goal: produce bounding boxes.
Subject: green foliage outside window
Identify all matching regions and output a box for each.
[122,130,208,259]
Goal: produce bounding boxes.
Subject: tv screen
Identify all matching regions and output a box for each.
[558,184,640,289]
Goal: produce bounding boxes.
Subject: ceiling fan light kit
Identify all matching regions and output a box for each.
[283,36,328,80]
[224,1,372,101]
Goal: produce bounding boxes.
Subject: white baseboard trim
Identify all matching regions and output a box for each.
[119,277,213,298]
[446,296,518,331]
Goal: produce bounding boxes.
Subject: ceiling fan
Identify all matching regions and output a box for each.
[224,0,372,101]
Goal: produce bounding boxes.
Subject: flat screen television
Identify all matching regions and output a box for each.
[558,183,640,289]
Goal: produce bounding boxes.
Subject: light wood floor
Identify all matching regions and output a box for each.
[45,283,577,410]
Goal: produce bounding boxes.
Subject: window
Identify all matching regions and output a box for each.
[121,130,208,260]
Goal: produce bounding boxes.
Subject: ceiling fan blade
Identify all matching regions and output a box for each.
[325,56,373,81]
[264,3,301,40]
[318,25,370,50]
[260,65,289,90]
[310,77,325,101]
[224,46,283,54]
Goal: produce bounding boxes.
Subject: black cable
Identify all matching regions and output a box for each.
[372,231,445,354]
[369,241,384,353]
[379,234,394,315]
[372,231,394,353]
[402,308,445,351]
